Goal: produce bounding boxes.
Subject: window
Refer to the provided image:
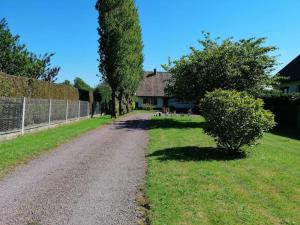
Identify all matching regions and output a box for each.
[143,97,157,105]
[281,87,289,94]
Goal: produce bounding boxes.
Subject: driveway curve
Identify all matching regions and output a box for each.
[0,113,149,225]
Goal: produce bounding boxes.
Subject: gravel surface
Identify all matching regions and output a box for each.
[0,114,149,225]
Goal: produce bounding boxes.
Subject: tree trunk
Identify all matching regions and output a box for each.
[118,91,123,116]
[111,91,116,118]
[125,95,130,113]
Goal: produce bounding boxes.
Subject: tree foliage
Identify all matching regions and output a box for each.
[164,33,277,101]
[201,89,276,153]
[94,82,112,104]
[0,18,60,82]
[61,80,73,87]
[96,0,144,117]
[73,77,92,91]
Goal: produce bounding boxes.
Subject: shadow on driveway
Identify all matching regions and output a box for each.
[114,117,205,131]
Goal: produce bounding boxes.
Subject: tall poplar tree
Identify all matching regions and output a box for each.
[96,0,143,117]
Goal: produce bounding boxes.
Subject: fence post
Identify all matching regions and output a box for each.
[48,99,52,128]
[66,100,69,123]
[21,97,26,135]
[78,101,81,119]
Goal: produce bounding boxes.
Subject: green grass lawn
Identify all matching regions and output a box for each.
[146,116,300,225]
[0,116,112,178]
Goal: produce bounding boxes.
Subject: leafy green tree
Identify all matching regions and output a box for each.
[73,77,92,91]
[36,53,60,82]
[165,33,277,101]
[0,18,59,82]
[201,89,275,154]
[96,0,143,117]
[94,82,112,114]
[94,82,112,103]
[61,80,73,86]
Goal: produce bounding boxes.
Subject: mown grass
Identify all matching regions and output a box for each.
[0,116,112,178]
[146,116,300,225]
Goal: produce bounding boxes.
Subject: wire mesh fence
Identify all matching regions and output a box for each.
[51,99,67,124]
[0,97,23,134]
[25,98,49,129]
[68,100,79,120]
[0,96,95,136]
[93,102,101,115]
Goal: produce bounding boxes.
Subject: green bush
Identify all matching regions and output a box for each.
[201,89,276,153]
[143,103,154,111]
[0,72,79,100]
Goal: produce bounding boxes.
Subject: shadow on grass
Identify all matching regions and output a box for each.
[149,117,205,129]
[271,128,300,141]
[147,146,246,162]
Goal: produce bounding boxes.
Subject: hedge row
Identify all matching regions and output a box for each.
[0,72,80,100]
[260,93,300,129]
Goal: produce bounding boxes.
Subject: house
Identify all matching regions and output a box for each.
[136,69,193,111]
[278,55,300,93]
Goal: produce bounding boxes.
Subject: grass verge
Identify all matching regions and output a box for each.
[0,116,112,178]
[146,116,300,225]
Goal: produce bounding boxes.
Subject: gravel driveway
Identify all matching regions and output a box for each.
[0,113,149,225]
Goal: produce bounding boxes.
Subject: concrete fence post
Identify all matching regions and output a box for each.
[48,99,52,128]
[66,100,69,123]
[21,97,26,135]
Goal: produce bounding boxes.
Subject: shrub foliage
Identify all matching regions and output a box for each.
[0,72,79,100]
[164,33,277,102]
[201,89,276,153]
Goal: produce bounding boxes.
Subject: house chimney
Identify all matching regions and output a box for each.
[154,68,157,75]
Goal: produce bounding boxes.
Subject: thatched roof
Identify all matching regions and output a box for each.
[279,55,300,82]
[136,71,171,97]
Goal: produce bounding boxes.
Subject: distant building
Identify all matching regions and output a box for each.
[278,55,300,93]
[136,69,193,110]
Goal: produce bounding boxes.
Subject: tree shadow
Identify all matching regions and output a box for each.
[271,128,300,141]
[113,117,205,131]
[147,146,246,162]
[148,117,205,130]
[113,119,150,131]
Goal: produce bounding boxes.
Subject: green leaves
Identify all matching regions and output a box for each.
[0,18,59,82]
[201,89,276,153]
[74,77,92,92]
[96,0,143,117]
[166,33,277,101]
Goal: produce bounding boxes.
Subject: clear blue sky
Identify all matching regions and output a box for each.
[1,0,300,87]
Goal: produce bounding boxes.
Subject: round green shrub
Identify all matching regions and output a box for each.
[201,89,276,153]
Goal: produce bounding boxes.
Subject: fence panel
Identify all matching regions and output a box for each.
[80,101,89,117]
[94,102,101,115]
[0,97,23,134]
[68,100,79,120]
[50,99,67,124]
[25,98,49,129]
[0,97,91,136]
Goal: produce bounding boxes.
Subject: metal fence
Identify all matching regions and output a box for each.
[0,96,94,135]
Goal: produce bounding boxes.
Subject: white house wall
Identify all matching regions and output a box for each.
[138,97,193,109]
[279,81,300,93]
[168,98,192,109]
[138,97,164,109]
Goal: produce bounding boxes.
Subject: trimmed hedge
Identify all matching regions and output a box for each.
[0,72,80,100]
[260,93,300,129]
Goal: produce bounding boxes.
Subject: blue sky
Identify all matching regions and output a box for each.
[1,0,300,87]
